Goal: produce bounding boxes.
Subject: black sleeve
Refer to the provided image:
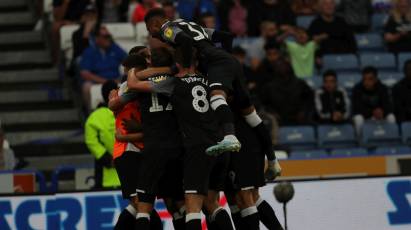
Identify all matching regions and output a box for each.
[175,32,194,68]
[384,16,398,33]
[352,86,362,116]
[210,29,234,53]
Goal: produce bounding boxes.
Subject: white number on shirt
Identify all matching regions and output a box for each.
[192,85,209,113]
[149,93,172,112]
[178,21,209,41]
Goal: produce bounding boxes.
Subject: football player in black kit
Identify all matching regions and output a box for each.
[128,47,235,230]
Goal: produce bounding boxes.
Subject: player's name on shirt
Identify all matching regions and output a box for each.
[180,75,208,85]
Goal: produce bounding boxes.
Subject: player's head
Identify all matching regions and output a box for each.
[264,39,281,64]
[122,54,148,82]
[129,46,151,65]
[174,47,197,70]
[322,70,338,92]
[144,8,167,37]
[199,12,216,29]
[150,47,174,67]
[101,80,118,104]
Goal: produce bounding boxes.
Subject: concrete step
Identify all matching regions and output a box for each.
[0,68,59,83]
[0,31,44,51]
[0,108,80,125]
[13,141,87,157]
[4,121,82,132]
[5,129,83,146]
[0,81,62,91]
[0,88,70,103]
[24,155,93,171]
[0,50,51,70]
[0,12,35,31]
[0,0,27,12]
[0,101,73,112]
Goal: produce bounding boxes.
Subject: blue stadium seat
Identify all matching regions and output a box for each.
[374,146,411,155]
[401,122,411,144]
[305,77,322,89]
[330,148,368,157]
[371,13,389,31]
[337,72,361,90]
[323,54,359,72]
[355,33,384,52]
[279,126,316,150]
[290,150,328,160]
[397,52,411,71]
[379,71,403,87]
[296,15,315,29]
[362,122,401,147]
[360,53,396,71]
[318,124,357,148]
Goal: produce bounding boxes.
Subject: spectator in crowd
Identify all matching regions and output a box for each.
[256,40,283,87]
[308,0,357,56]
[0,126,16,171]
[247,0,296,36]
[163,1,177,21]
[260,58,314,125]
[199,12,216,28]
[85,80,120,189]
[338,0,373,33]
[232,46,255,91]
[248,21,280,70]
[352,66,396,134]
[71,4,98,72]
[315,70,350,123]
[176,0,198,20]
[393,59,411,122]
[384,0,411,53]
[218,0,248,37]
[285,27,318,78]
[95,0,129,22]
[80,25,127,110]
[52,0,91,62]
[131,0,160,23]
[291,0,318,15]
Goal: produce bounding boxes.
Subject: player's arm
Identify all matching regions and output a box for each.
[115,132,144,142]
[127,68,154,92]
[162,26,194,68]
[205,28,234,53]
[134,67,172,80]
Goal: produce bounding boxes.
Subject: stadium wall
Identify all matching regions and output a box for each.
[0,176,410,230]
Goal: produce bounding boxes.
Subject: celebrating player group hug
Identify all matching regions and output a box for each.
[109,8,283,230]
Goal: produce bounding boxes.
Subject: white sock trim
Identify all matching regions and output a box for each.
[210,95,227,110]
[229,205,240,214]
[186,212,202,223]
[210,207,224,221]
[256,197,264,207]
[241,206,258,217]
[126,205,137,216]
[136,213,150,220]
[244,110,262,128]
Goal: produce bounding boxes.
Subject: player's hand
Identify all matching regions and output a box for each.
[109,89,118,100]
[122,115,142,133]
[265,159,282,182]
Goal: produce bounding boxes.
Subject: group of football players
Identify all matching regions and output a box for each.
[109,8,283,230]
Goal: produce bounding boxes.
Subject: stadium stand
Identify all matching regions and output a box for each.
[323,54,360,72]
[373,146,411,155]
[317,124,357,149]
[330,148,368,157]
[401,122,411,145]
[362,122,401,147]
[397,52,411,71]
[359,52,397,71]
[355,33,385,52]
[279,126,317,150]
[289,149,328,160]
[296,15,315,29]
[337,72,362,91]
[379,71,402,87]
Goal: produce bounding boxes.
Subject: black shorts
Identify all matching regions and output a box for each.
[136,147,184,200]
[183,145,216,195]
[114,151,142,199]
[227,149,266,192]
[209,153,230,192]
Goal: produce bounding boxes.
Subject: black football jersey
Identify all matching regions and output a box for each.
[138,74,182,150]
[152,74,221,147]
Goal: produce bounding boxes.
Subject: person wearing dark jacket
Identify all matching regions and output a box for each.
[260,58,314,125]
[308,0,357,56]
[315,70,350,123]
[393,59,411,122]
[352,66,396,134]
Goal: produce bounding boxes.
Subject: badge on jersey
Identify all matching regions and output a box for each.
[164,28,173,39]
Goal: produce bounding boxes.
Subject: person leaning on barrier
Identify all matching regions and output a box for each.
[84,80,120,189]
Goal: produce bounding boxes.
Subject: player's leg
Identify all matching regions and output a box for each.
[252,189,284,230]
[185,193,204,230]
[203,190,234,230]
[164,198,186,230]
[205,61,241,156]
[226,194,243,230]
[113,152,140,229]
[135,196,155,230]
[236,189,260,230]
